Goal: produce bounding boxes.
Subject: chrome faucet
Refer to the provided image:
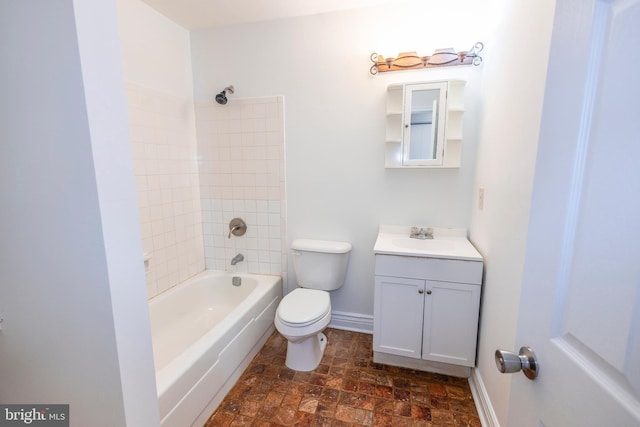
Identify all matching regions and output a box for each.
[410,227,434,240]
[228,218,247,239]
[231,253,244,265]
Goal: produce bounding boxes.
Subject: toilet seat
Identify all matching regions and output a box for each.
[276,288,330,327]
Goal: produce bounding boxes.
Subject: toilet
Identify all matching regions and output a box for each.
[274,238,352,371]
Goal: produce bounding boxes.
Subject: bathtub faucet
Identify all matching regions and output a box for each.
[231,253,244,265]
[228,224,242,239]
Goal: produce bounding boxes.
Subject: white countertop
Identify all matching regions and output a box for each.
[373,225,483,261]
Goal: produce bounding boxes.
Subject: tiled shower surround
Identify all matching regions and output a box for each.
[195,96,287,282]
[125,83,205,298]
[125,83,286,298]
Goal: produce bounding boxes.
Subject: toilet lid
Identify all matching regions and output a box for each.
[277,288,330,327]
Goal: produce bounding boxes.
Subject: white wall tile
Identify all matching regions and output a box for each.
[195,97,287,287]
[125,83,205,299]
[128,93,287,297]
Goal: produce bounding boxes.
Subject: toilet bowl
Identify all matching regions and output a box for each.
[274,288,331,371]
[274,238,352,371]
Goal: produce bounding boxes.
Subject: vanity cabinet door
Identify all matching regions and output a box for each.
[374,276,425,359]
[422,280,481,367]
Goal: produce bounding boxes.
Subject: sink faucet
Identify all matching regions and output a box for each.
[410,227,434,240]
[231,253,244,265]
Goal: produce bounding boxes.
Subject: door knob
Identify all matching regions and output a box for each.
[495,346,539,380]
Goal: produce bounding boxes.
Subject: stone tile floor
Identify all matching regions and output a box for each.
[205,328,481,426]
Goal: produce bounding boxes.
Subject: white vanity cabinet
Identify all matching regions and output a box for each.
[373,254,483,377]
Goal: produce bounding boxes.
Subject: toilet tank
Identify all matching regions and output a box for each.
[291,239,352,291]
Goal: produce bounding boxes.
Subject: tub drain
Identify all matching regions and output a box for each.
[232,276,242,286]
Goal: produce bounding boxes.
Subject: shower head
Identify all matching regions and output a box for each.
[215,85,235,105]
[215,92,228,105]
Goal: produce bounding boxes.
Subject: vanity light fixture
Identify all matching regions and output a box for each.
[370,42,483,75]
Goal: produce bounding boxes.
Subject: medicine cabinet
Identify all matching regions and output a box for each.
[385,80,465,168]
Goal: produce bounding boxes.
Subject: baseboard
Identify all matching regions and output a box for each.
[328,310,374,334]
[468,369,500,427]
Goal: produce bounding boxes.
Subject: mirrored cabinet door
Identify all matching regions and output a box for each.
[402,82,448,166]
[385,80,465,168]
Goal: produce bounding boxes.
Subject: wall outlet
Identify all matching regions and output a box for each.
[478,187,485,210]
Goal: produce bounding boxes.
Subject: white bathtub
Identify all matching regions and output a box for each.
[149,270,282,427]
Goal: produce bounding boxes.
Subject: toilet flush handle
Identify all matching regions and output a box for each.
[291,251,301,256]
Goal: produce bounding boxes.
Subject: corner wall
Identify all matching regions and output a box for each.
[117,0,204,298]
[0,1,159,424]
[469,0,555,424]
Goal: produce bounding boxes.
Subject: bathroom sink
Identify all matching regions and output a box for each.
[374,225,482,261]
[390,237,457,252]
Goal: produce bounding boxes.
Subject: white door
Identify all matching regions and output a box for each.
[506,0,640,425]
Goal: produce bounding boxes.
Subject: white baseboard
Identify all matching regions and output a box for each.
[328,310,374,334]
[468,369,500,427]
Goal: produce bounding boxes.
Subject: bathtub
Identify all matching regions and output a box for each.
[149,270,282,427]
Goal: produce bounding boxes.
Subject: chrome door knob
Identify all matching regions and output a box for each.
[495,346,539,380]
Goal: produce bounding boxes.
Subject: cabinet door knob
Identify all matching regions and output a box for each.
[418,289,424,294]
[426,290,432,295]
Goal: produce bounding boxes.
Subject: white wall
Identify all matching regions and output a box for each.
[469,0,555,424]
[0,1,159,425]
[117,0,194,99]
[190,0,491,324]
[117,0,205,298]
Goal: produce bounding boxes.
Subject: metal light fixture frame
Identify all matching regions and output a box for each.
[370,42,484,75]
